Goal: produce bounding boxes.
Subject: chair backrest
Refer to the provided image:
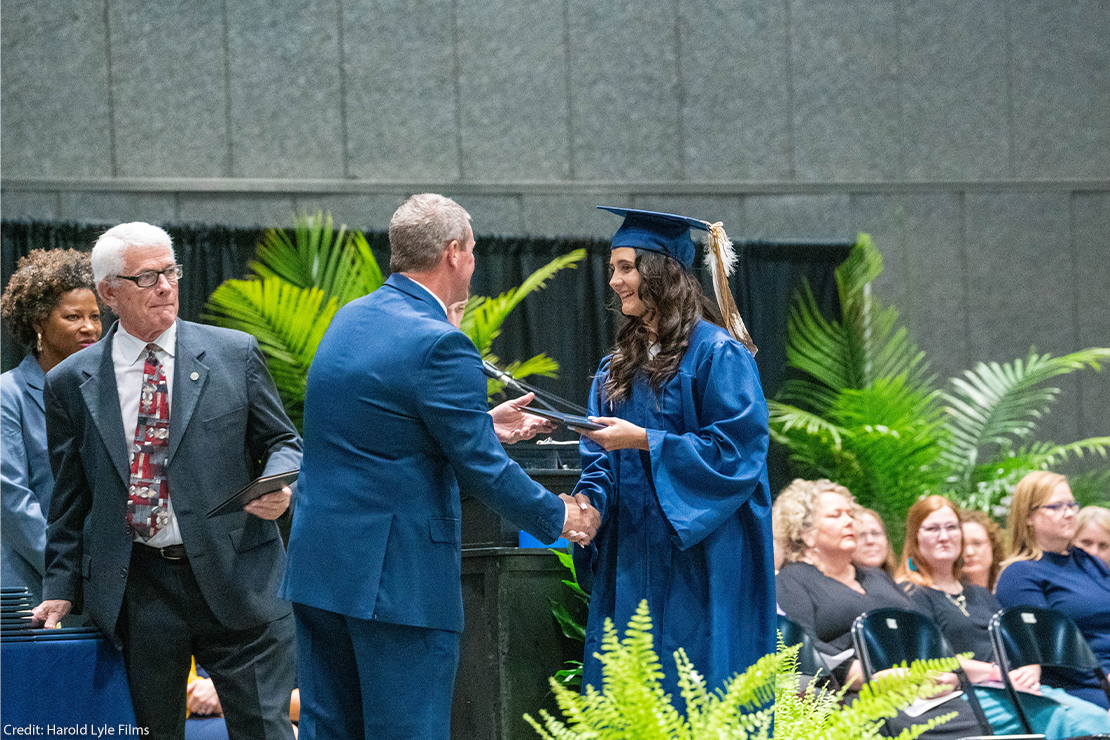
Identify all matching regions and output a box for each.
[777,614,836,686]
[988,605,1103,672]
[850,607,958,680]
[852,607,994,736]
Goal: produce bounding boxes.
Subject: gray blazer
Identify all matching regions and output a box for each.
[42,320,302,642]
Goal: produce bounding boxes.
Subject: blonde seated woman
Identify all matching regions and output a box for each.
[773,479,980,740]
[996,471,1110,710]
[898,496,1110,738]
[1073,506,1110,567]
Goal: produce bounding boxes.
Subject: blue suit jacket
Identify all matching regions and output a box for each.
[280,273,565,633]
[42,320,302,642]
[1,356,54,603]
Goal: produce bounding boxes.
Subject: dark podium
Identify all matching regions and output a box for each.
[451,440,586,740]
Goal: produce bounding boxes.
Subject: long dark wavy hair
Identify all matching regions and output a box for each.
[603,249,723,406]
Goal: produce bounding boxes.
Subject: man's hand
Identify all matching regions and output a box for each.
[490,392,555,444]
[560,493,600,546]
[187,677,223,716]
[579,417,649,451]
[30,599,72,629]
[244,486,291,520]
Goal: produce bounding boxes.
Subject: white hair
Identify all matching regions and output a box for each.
[91,222,175,284]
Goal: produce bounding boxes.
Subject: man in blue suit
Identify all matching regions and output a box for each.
[280,193,599,740]
[33,222,301,740]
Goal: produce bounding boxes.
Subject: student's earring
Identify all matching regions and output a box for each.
[36,332,43,354]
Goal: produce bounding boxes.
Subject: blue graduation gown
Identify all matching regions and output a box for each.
[574,319,776,698]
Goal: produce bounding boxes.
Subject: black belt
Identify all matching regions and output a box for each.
[134,543,188,561]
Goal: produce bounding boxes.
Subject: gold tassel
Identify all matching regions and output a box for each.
[706,222,758,357]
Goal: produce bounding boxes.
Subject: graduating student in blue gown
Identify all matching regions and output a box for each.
[572,207,776,698]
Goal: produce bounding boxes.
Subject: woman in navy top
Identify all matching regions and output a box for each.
[996,471,1110,709]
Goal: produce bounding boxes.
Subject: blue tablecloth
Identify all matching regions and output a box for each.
[1,633,136,729]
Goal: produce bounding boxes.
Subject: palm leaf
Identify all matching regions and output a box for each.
[204,277,338,428]
[941,348,1110,493]
[465,249,585,357]
[249,211,383,305]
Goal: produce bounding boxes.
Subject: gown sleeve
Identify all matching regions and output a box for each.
[646,340,768,550]
[571,367,614,526]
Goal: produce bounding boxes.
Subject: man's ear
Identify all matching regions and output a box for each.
[97,280,117,311]
[444,239,461,268]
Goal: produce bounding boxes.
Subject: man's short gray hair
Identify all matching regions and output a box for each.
[91,222,176,284]
[388,194,472,273]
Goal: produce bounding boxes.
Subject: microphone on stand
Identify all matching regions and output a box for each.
[480,360,588,415]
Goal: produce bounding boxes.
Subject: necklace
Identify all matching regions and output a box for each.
[944,588,970,618]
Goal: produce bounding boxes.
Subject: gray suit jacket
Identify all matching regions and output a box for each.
[42,320,302,642]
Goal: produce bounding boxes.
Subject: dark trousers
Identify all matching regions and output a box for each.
[293,602,460,740]
[119,545,296,740]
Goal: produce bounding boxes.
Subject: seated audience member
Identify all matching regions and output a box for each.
[853,507,897,576]
[185,660,301,739]
[1,248,102,606]
[996,471,1110,709]
[773,479,980,740]
[899,496,1110,738]
[960,509,1004,591]
[1074,506,1110,567]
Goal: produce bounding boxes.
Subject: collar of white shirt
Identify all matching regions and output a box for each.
[115,321,178,365]
[405,278,448,318]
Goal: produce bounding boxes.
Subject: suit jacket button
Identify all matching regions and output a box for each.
[119,568,128,578]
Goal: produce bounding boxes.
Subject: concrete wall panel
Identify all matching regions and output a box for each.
[109,0,229,177]
[567,0,682,180]
[456,0,570,180]
[680,0,792,180]
[226,0,345,178]
[344,0,460,180]
[0,0,113,177]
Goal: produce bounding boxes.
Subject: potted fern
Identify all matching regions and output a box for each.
[527,600,958,740]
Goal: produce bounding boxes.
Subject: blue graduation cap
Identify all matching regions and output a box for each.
[597,206,712,269]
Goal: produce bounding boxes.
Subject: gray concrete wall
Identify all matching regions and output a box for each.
[3,0,1108,445]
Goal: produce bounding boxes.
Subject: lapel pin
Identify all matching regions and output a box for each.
[190,372,199,381]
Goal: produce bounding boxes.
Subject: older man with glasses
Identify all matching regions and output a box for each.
[32,222,303,739]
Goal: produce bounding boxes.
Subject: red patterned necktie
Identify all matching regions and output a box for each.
[127,344,171,541]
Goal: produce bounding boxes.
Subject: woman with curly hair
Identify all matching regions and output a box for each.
[1,248,101,604]
[571,207,774,701]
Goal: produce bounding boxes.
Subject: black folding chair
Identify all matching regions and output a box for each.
[777,614,838,690]
[988,605,1110,734]
[851,607,993,735]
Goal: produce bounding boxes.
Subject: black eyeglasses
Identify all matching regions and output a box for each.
[1037,501,1080,514]
[117,264,183,288]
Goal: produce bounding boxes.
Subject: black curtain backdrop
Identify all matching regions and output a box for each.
[2,219,851,493]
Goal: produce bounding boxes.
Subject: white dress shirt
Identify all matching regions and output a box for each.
[112,321,183,546]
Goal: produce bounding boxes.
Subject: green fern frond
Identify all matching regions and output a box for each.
[526,601,958,740]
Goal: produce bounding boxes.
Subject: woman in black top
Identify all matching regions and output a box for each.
[900,496,1110,738]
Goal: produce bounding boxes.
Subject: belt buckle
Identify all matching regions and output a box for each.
[159,546,184,561]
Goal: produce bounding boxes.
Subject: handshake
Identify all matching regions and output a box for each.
[559,493,601,546]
